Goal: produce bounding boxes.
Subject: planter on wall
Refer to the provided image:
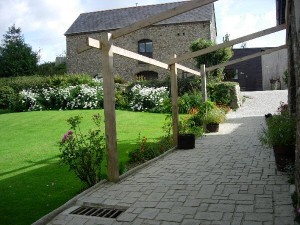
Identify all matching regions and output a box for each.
[206,123,219,133]
[178,134,195,150]
[273,145,295,171]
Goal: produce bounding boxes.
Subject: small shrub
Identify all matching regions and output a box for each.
[207,82,238,107]
[0,86,15,109]
[59,114,105,187]
[177,77,202,96]
[260,113,296,147]
[179,92,203,114]
[129,136,161,164]
[203,107,226,124]
[129,117,173,165]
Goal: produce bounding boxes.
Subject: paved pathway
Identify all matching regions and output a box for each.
[46,90,296,225]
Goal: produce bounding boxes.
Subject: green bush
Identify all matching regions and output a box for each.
[203,107,226,124]
[177,77,202,96]
[128,135,172,165]
[0,75,49,92]
[59,114,105,187]
[0,74,93,92]
[0,86,15,109]
[260,113,296,147]
[207,82,238,107]
[178,92,203,114]
[36,62,67,76]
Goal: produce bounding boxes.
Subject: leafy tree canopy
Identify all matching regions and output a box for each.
[190,37,233,81]
[0,24,39,77]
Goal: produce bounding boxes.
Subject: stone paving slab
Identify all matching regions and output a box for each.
[45,91,296,225]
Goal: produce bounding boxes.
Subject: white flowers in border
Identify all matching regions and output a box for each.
[129,84,169,112]
[20,79,104,111]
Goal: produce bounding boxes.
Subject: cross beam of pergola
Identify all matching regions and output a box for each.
[77,0,286,182]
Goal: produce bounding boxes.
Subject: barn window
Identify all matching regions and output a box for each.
[138,39,153,58]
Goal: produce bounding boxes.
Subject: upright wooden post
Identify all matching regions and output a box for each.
[201,64,207,102]
[101,33,119,182]
[170,55,179,146]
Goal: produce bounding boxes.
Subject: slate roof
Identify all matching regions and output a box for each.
[65,1,214,35]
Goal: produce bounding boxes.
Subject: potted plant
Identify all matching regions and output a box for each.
[203,107,226,132]
[178,117,196,149]
[260,113,296,171]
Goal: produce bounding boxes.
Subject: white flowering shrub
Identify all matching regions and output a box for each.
[19,80,104,111]
[128,84,169,112]
[18,79,171,113]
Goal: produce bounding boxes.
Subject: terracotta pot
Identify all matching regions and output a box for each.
[206,123,219,133]
[178,134,195,149]
[273,145,295,172]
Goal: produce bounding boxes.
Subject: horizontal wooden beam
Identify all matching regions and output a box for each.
[88,37,101,49]
[112,45,169,69]
[176,64,201,76]
[168,24,286,64]
[206,45,287,72]
[77,37,102,53]
[111,0,218,39]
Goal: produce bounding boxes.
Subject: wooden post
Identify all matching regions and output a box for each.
[101,33,119,182]
[170,55,179,146]
[201,64,207,102]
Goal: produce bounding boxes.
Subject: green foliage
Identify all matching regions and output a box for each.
[0,86,14,109]
[59,114,105,187]
[207,82,238,107]
[128,135,172,165]
[0,25,39,77]
[283,70,288,86]
[37,62,67,76]
[260,113,296,147]
[190,38,233,81]
[0,74,93,92]
[129,116,173,165]
[178,92,203,114]
[203,107,226,124]
[177,77,202,96]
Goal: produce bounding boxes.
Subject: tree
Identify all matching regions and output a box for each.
[0,24,39,77]
[190,38,233,81]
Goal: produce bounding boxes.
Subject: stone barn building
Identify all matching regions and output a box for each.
[65,1,217,80]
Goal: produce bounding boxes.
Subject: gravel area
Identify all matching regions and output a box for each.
[232,90,288,118]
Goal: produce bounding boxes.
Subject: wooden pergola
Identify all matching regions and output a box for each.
[77,0,287,182]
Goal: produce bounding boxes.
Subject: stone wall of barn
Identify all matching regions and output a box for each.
[66,21,216,81]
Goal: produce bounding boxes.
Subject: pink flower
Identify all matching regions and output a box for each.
[67,130,73,135]
[61,134,68,143]
[297,208,300,215]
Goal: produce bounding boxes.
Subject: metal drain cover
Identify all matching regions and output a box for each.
[70,206,125,219]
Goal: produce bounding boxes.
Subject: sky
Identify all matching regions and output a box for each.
[0,0,286,63]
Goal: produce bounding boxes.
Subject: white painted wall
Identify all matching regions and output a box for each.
[261,48,288,90]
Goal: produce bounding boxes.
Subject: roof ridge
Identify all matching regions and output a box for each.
[81,1,189,15]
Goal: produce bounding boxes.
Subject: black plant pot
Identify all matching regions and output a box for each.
[178,134,195,149]
[273,145,295,172]
[206,123,219,133]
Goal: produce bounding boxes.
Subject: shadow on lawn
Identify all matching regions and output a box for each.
[0,140,140,225]
[0,155,58,178]
[0,163,84,225]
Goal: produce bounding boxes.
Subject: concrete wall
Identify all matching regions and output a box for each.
[66,22,216,81]
[261,48,288,90]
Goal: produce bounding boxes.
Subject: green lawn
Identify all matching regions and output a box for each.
[0,110,167,225]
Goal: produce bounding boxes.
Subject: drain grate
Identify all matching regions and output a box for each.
[70,206,125,219]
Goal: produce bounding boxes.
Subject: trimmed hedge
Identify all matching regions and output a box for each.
[0,74,93,92]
